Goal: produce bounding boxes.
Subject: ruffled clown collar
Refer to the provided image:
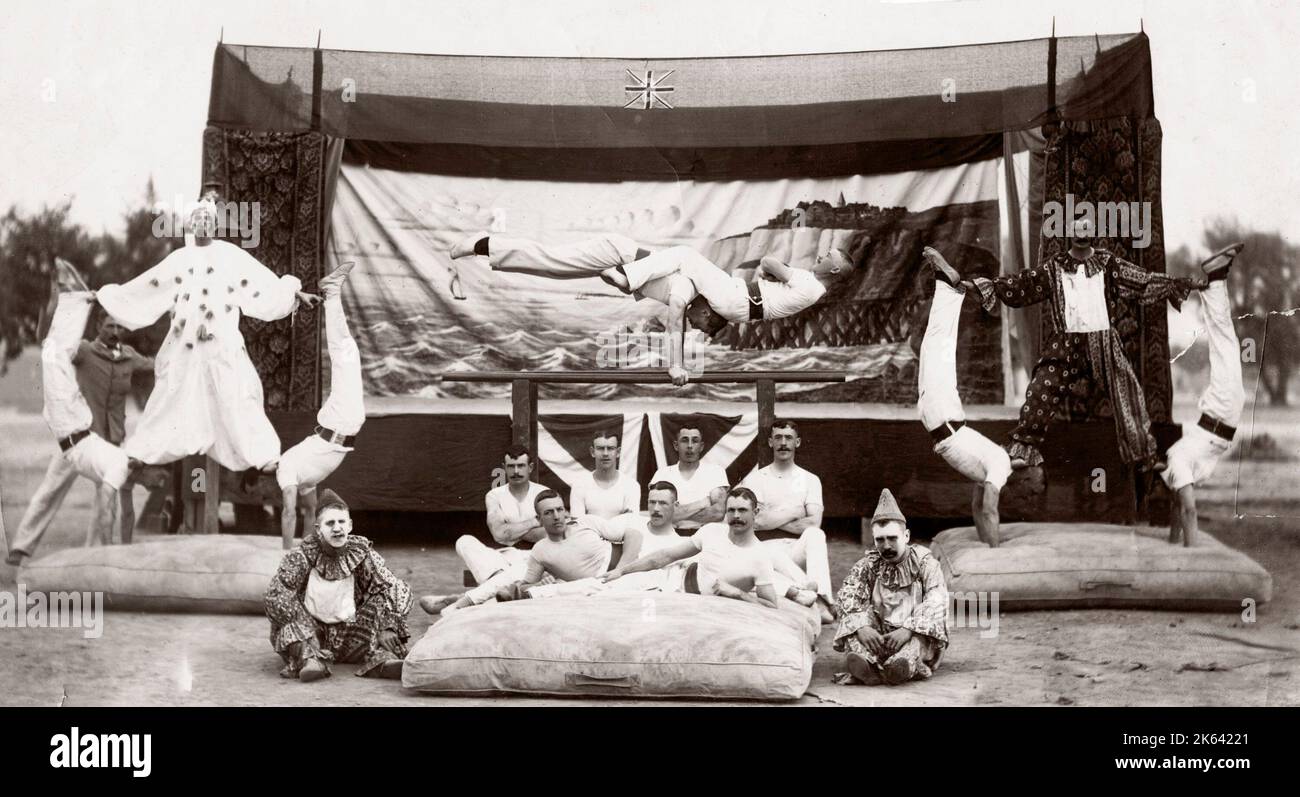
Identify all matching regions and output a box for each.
[300,532,372,580]
[865,546,928,591]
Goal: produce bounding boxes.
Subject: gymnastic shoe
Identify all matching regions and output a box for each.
[922,246,962,288]
[1201,242,1245,282]
[298,657,331,683]
[54,257,90,293]
[4,550,27,567]
[418,594,460,615]
[318,260,355,295]
[450,232,488,260]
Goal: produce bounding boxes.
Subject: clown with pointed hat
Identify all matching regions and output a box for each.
[831,489,950,686]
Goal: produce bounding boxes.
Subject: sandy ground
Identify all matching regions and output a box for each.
[2,351,1298,706]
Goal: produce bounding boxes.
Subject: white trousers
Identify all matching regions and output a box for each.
[762,528,832,598]
[918,281,1011,488]
[8,451,132,557]
[455,536,540,605]
[1196,280,1245,428]
[1162,281,1244,491]
[42,292,95,439]
[489,234,639,280]
[918,281,966,430]
[317,293,365,435]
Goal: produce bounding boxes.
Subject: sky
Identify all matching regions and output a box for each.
[0,0,1296,255]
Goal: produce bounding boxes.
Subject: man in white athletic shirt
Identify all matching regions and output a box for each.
[649,426,729,532]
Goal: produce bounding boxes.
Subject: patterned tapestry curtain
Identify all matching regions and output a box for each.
[200,126,335,411]
[1037,116,1171,424]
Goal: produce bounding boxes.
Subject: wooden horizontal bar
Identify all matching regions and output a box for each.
[439,369,846,385]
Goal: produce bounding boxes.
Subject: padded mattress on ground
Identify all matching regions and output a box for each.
[931,522,1272,610]
[18,534,283,614]
[403,592,819,700]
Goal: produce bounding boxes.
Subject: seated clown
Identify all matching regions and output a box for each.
[833,489,949,686]
[264,489,412,682]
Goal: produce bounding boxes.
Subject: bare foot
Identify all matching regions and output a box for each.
[418,594,461,615]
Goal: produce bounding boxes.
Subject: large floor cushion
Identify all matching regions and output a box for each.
[18,534,284,614]
[403,592,818,700]
[931,522,1273,611]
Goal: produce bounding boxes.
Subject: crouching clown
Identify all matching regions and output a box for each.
[833,489,949,685]
[264,489,412,682]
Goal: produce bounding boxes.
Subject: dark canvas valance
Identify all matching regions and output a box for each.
[208,33,1154,150]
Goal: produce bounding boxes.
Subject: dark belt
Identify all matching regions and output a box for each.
[1197,413,1236,441]
[746,280,764,321]
[928,420,965,443]
[315,425,356,447]
[58,429,91,453]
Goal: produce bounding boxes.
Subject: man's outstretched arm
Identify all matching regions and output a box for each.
[280,487,299,548]
[665,294,690,386]
[602,538,697,581]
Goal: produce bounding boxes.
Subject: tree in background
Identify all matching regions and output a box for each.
[0,201,101,374]
[0,180,181,381]
[1201,218,1298,407]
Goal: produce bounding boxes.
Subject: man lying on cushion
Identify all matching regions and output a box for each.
[602,487,821,610]
[490,490,649,601]
[423,489,646,613]
[264,489,412,682]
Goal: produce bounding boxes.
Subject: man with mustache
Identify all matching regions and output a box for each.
[603,487,820,610]
[569,432,640,519]
[740,420,836,621]
[1161,243,1247,546]
[264,489,412,682]
[915,247,1013,547]
[418,445,548,615]
[593,481,689,592]
[7,259,148,565]
[834,489,949,685]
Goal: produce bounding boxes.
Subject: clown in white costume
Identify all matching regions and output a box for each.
[94,201,320,471]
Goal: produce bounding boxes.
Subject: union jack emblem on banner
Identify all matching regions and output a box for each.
[623,69,675,110]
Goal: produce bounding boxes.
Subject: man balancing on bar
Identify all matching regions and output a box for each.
[449,233,854,385]
[269,261,365,549]
[915,246,1013,547]
[1161,243,1247,547]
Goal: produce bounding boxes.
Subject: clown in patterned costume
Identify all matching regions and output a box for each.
[968,218,1206,471]
[833,489,949,685]
[264,489,412,682]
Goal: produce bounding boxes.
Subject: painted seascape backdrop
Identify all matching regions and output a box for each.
[330,161,1004,403]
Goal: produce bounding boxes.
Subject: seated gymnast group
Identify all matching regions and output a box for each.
[17,206,1247,687]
